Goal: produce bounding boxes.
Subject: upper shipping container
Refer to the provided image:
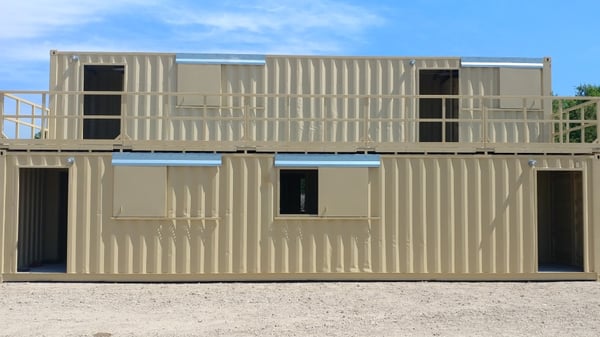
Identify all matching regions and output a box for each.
[46,51,553,150]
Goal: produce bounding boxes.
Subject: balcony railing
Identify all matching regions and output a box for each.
[1,90,599,153]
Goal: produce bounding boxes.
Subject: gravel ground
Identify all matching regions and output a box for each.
[1,281,599,336]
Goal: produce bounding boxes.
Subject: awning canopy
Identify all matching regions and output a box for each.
[274,154,380,168]
[112,152,222,166]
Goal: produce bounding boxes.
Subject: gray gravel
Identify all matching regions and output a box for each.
[1,281,599,336]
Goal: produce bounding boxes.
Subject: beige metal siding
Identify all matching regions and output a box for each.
[50,52,177,141]
[52,53,551,146]
[46,52,558,150]
[2,152,596,278]
[459,67,499,143]
[0,152,4,278]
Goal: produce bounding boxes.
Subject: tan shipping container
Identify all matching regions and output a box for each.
[1,152,597,281]
[46,52,552,149]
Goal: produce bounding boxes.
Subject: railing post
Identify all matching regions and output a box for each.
[120,91,127,141]
[441,96,446,143]
[363,96,370,146]
[558,99,564,143]
[287,96,291,143]
[15,97,20,139]
[482,96,488,148]
[522,97,529,143]
[244,95,250,142]
[41,92,47,139]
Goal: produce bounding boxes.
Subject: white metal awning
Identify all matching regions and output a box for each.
[461,57,544,68]
[112,152,222,166]
[274,154,381,168]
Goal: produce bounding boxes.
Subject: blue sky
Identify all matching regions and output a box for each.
[0,0,598,95]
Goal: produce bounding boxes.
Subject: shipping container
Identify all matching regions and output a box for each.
[1,51,599,282]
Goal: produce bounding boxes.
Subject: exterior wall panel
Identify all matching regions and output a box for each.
[1,152,596,280]
[49,53,553,147]
[50,52,176,141]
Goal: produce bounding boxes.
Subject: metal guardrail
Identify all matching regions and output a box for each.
[0,92,49,140]
[0,91,598,151]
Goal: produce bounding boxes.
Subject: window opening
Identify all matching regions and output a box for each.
[280,169,318,215]
[83,65,124,139]
[419,69,459,142]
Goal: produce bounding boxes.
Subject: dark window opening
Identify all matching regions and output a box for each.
[537,171,584,272]
[419,69,459,142]
[83,65,124,139]
[280,169,318,215]
[18,168,69,273]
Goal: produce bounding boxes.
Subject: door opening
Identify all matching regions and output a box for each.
[18,168,69,272]
[537,170,584,272]
[83,65,124,139]
[419,69,459,142]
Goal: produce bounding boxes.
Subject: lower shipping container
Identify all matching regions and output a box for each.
[1,152,599,282]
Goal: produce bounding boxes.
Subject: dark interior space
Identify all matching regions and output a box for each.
[419,69,459,142]
[83,65,124,139]
[280,169,318,215]
[18,168,69,272]
[537,170,584,272]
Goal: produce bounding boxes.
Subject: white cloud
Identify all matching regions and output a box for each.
[165,0,380,34]
[0,0,155,39]
[162,0,382,54]
[0,0,385,89]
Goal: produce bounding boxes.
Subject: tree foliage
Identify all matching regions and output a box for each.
[554,84,600,143]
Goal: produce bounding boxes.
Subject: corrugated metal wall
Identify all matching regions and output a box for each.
[50,52,176,141]
[49,53,551,145]
[1,153,595,277]
[0,151,6,277]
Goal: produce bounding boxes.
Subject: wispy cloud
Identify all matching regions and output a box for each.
[0,0,385,89]
[0,0,155,40]
[162,0,382,54]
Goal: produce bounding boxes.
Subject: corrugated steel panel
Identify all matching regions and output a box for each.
[52,53,543,145]
[2,153,596,279]
[0,152,5,277]
[50,52,177,141]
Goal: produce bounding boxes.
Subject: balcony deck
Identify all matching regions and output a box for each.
[1,91,599,154]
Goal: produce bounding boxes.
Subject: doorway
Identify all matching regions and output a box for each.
[419,69,459,142]
[537,170,584,272]
[17,168,69,272]
[83,65,124,139]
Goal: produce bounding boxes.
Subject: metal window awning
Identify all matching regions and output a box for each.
[461,57,544,68]
[274,154,381,168]
[112,152,222,166]
[175,53,266,65]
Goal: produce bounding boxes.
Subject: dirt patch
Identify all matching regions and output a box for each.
[1,281,599,336]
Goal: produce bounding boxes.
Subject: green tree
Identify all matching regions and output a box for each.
[554,84,600,143]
